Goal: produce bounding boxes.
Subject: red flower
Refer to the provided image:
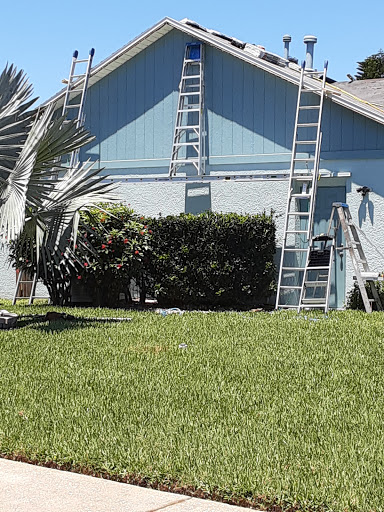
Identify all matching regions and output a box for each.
[135,250,139,255]
[26,259,29,263]
[144,225,148,229]
[149,230,153,234]
[92,227,96,230]
[124,238,128,244]
[75,245,78,249]
[101,244,106,249]
[140,231,144,235]
[84,262,88,267]
[108,240,112,245]
[77,275,82,280]
[140,217,144,220]
[117,264,122,269]
[100,218,106,223]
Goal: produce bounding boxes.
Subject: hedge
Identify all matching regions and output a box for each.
[10,204,276,308]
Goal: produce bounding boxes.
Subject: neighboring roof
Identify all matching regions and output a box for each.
[333,79,384,109]
[44,17,384,126]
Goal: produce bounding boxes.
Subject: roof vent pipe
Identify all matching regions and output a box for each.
[304,35,317,70]
[283,34,291,60]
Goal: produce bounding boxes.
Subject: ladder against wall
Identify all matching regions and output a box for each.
[169,42,205,176]
[12,49,95,305]
[62,48,95,168]
[276,60,328,311]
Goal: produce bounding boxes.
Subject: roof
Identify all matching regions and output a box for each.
[333,79,384,109]
[44,17,384,126]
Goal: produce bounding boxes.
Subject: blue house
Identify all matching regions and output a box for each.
[2,17,384,306]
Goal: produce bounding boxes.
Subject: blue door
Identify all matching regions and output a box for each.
[314,186,346,309]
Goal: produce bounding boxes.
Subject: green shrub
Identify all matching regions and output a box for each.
[346,281,384,310]
[145,211,276,308]
[10,205,276,308]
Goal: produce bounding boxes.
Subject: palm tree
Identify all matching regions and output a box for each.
[0,64,116,304]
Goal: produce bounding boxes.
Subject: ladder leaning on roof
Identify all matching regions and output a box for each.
[12,49,95,306]
[62,48,95,168]
[169,42,206,176]
[275,60,328,311]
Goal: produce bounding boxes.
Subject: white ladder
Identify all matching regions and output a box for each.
[276,61,328,310]
[62,48,95,168]
[12,49,95,305]
[169,42,205,176]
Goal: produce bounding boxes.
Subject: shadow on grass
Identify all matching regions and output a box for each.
[15,316,132,333]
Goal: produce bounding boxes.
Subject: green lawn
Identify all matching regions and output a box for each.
[0,303,384,511]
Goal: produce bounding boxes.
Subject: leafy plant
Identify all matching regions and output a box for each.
[1,64,116,303]
[355,49,384,80]
[346,281,384,310]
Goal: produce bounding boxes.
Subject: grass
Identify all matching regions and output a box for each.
[0,302,384,511]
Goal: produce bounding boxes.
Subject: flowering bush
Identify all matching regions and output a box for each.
[75,204,152,306]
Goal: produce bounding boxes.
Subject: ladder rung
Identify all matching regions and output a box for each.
[306,266,330,270]
[301,299,327,304]
[180,92,200,96]
[182,74,201,79]
[174,142,198,146]
[178,108,200,113]
[65,104,81,108]
[291,194,311,198]
[296,140,317,144]
[171,159,199,163]
[291,176,313,181]
[305,281,328,287]
[75,59,89,63]
[283,248,308,252]
[282,266,305,270]
[299,105,320,110]
[279,286,302,289]
[184,59,201,63]
[294,158,315,161]
[297,123,319,127]
[287,212,310,216]
[176,126,200,130]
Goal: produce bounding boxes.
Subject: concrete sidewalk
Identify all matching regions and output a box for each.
[0,458,256,512]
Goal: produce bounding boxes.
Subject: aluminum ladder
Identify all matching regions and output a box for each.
[62,48,95,168]
[276,60,328,310]
[12,49,95,305]
[330,202,383,313]
[169,42,205,176]
[12,271,50,305]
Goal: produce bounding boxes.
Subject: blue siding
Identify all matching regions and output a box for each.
[80,27,384,170]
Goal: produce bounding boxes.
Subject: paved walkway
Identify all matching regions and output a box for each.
[0,458,256,511]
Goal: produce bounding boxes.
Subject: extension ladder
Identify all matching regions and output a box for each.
[276,60,328,310]
[12,49,95,305]
[169,42,205,176]
[62,48,95,168]
[329,202,383,313]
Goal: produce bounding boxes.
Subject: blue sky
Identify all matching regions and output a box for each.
[1,0,383,103]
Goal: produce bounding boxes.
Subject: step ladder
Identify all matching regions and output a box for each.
[299,233,335,312]
[12,271,50,306]
[169,42,205,176]
[62,48,95,168]
[330,202,383,313]
[276,60,328,310]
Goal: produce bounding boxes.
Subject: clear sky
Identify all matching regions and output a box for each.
[1,0,383,104]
